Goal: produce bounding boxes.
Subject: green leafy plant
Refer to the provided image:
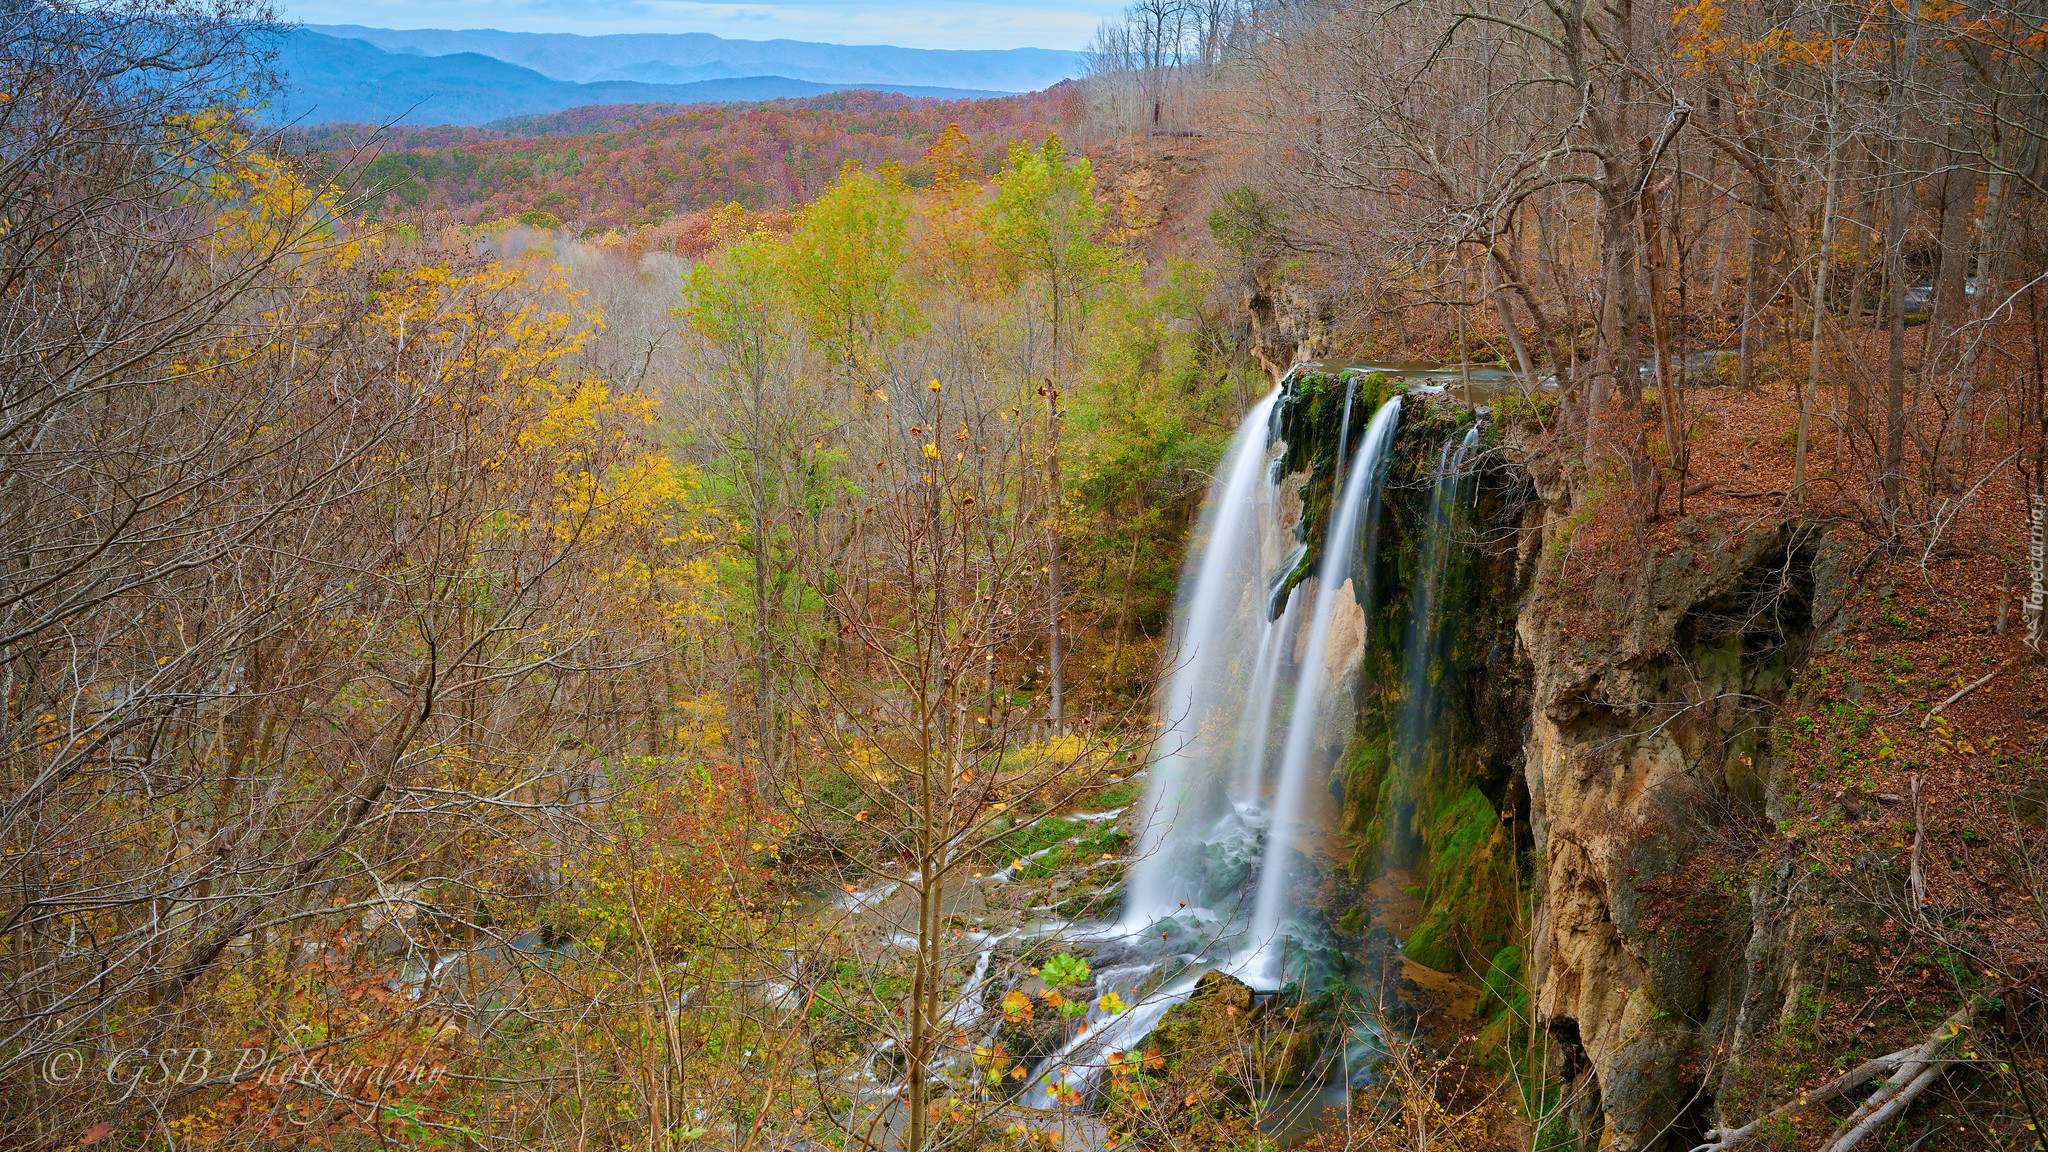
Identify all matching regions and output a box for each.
[1041,951,1090,990]
[1041,952,1093,1018]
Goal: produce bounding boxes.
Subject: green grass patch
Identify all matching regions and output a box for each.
[1088,779,1139,809]
[989,816,1083,863]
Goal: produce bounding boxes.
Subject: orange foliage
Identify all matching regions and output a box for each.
[321,90,1066,231]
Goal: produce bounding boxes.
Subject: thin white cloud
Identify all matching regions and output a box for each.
[279,0,1112,50]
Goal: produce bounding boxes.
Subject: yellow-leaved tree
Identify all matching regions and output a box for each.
[0,15,722,1142]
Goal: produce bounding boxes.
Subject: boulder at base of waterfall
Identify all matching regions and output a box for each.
[1142,968,1325,1123]
[1192,967,1254,1012]
[1260,1027,1315,1087]
[1047,859,1125,918]
[1149,970,1254,1093]
[1197,835,1257,900]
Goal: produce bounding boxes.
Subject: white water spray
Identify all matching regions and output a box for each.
[1124,387,1284,926]
[1239,396,1403,987]
[1227,594,1299,800]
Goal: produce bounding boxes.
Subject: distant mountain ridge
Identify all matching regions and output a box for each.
[271,31,1015,127]
[306,25,1085,93]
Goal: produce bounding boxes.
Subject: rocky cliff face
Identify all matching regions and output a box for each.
[1270,375,1844,1149]
[1510,450,1840,1150]
[1246,276,1332,383]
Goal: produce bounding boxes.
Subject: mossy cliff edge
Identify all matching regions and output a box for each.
[1270,369,1529,999]
[1269,370,1843,1150]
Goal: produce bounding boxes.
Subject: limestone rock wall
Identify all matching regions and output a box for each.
[1264,373,1834,1149]
[1512,447,1840,1150]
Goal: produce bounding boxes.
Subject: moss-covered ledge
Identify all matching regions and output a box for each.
[1271,383,1536,989]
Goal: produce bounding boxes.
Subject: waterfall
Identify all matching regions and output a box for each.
[1238,396,1402,988]
[1394,427,1479,767]
[1227,594,1298,800]
[1028,378,1412,1109]
[1333,376,1359,491]
[1123,386,1283,927]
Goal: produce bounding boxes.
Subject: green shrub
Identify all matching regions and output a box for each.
[812,767,863,810]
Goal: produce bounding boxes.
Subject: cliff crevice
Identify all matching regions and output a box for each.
[1512,440,1843,1150]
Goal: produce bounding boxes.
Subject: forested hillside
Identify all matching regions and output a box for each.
[304,24,1084,91]
[299,90,1070,229]
[270,31,1013,127]
[5,0,2048,1149]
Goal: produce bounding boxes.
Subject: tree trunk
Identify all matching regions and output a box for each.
[1592,189,1642,463]
[1796,132,1841,499]
[752,456,775,791]
[1975,163,2003,294]
[1642,167,1686,503]
[905,856,935,1152]
[1709,173,1736,313]
[1488,241,1569,393]
[1044,381,1066,730]
[1740,195,1763,390]
[1882,132,1911,517]
[1492,274,1539,388]
[1928,147,1979,363]
[1845,168,1875,437]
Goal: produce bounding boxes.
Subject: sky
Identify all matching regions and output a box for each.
[277,0,1113,51]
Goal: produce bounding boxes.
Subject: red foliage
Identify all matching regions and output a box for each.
[316,89,1067,230]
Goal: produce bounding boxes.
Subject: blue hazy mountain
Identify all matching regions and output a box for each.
[272,31,1019,126]
[308,25,1084,93]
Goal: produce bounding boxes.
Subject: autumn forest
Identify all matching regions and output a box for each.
[5,0,2048,1150]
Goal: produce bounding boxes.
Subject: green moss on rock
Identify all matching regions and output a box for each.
[1268,386,1530,985]
[1403,786,1515,973]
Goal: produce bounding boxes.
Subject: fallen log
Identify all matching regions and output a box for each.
[1689,1002,1976,1152]
[1918,656,2015,729]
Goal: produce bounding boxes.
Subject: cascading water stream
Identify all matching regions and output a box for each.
[1017,966,1201,1109]
[1238,396,1402,987]
[1227,595,1298,800]
[1025,377,1418,1111]
[1333,376,1359,492]
[1216,376,1350,809]
[1123,386,1283,927]
[1394,426,1480,766]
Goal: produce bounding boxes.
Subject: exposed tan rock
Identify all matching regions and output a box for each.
[1317,579,1367,750]
[1248,277,1329,382]
[1397,955,1480,1020]
[1512,452,1835,1150]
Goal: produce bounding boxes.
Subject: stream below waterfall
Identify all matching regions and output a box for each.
[1013,366,1487,1127]
[821,364,1493,1142]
